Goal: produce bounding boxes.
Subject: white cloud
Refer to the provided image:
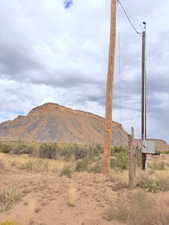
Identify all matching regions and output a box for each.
[0,0,169,142]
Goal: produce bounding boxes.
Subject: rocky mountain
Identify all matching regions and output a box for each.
[0,103,129,146]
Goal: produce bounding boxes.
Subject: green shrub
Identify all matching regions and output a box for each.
[75,159,89,172]
[60,166,72,178]
[137,174,161,193]
[10,142,33,155]
[39,143,58,159]
[138,174,169,193]
[60,145,75,160]
[0,141,34,155]
[0,143,11,153]
[38,143,103,161]
[111,146,128,154]
[87,144,103,159]
[74,145,88,160]
[110,151,128,170]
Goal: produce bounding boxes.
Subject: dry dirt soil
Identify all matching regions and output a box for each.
[0,153,169,225]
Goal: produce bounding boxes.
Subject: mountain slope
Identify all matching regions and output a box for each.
[0,103,129,146]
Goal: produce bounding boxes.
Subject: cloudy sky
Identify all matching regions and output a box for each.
[0,0,168,142]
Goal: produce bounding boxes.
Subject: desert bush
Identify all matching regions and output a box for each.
[0,143,11,153]
[0,141,35,155]
[38,143,58,159]
[0,141,103,163]
[111,146,127,154]
[74,145,88,160]
[87,144,103,159]
[150,161,166,170]
[137,174,161,193]
[104,190,169,225]
[10,141,33,155]
[60,166,72,178]
[75,159,89,172]
[0,186,21,212]
[104,193,129,222]
[60,146,74,160]
[37,143,103,161]
[137,174,169,193]
[20,159,49,172]
[110,151,128,170]
[88,160,103,173]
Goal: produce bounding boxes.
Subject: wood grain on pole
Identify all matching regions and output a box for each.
[103,0,116,174]
[128,127,136,189]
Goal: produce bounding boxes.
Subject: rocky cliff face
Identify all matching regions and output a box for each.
[0,103,129,146]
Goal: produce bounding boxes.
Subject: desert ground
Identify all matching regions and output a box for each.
[0,151,169,225]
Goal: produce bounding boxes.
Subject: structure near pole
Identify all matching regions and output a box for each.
[103,0,117,174]
[141,21,147,170]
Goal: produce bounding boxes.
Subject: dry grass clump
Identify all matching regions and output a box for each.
[150,161,166,170]
[0,186,21,212]
[19,159,49,172]
[104,190,169,225]
[67,183,77,207]
[108,170,128,190]
[137,173,161,193]
[104,193,129,222]
[60,165,72,178]
[137,173,169,193]
[75,159,89,172]
[0,222,18,225]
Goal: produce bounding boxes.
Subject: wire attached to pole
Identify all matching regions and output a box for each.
[117,0,141,35]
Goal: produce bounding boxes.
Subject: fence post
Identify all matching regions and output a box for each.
[128,127,136,189]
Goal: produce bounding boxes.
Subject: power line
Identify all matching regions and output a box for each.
[117,0,141,35]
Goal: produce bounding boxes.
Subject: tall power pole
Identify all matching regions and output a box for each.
[103,0,117,174]
[141,21,147,170]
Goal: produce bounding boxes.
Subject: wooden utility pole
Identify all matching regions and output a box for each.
[128,127,136,189]
[103,0,117,174]
[141,21,147,170]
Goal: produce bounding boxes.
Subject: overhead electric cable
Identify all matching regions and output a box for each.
[117,0,141,35]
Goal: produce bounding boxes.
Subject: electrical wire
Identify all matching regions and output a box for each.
[117,0,141,35]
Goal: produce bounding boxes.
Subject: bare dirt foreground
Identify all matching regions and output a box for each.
[0,153,169,225]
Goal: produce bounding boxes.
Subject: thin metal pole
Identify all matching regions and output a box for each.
[103,0,117,174]
[141,22,147,170]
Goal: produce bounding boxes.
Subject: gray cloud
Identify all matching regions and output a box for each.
[0,0,169,143]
